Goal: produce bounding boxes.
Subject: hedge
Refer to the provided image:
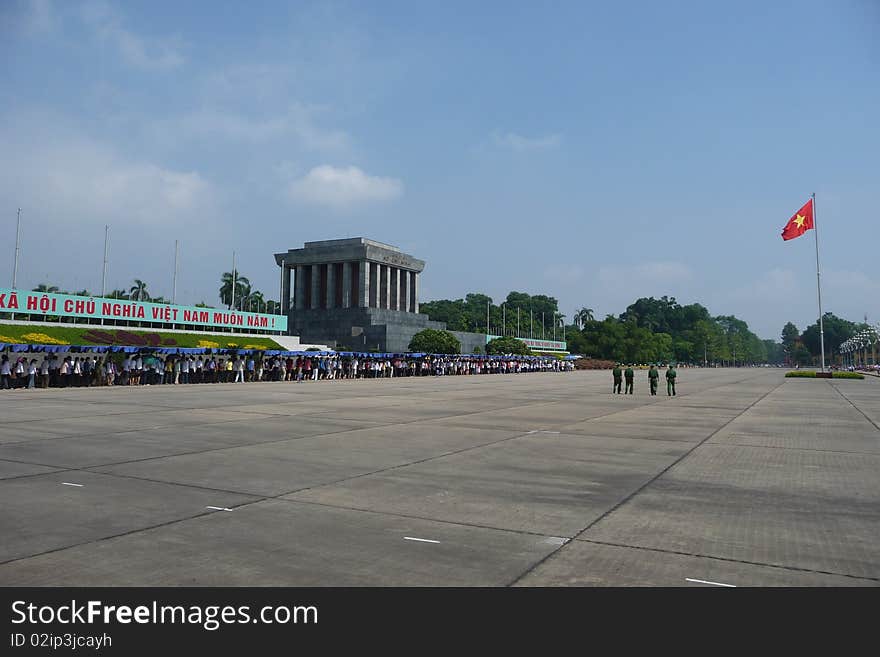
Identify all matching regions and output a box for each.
[785,370,864,380]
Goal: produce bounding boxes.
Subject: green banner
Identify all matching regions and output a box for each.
[0,288,287,332]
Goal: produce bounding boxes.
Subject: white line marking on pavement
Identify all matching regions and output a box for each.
[61,482,84,487]
[404,537,440,544]
[205,506,233,512]
[686,578,736,587]
[543,536,569,546]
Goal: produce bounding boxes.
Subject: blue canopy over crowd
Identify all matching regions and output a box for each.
[0,343,573,389]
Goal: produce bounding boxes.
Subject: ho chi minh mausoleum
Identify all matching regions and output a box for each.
[275,238,487,353]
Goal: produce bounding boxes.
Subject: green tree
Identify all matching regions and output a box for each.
[574,307,594,328]
[32,283,59,293]
[408,329,461,354]
[219,271,251,309]
[486,336,530,355]
[129,279,150,301]
[781,322,799,351]
[801,313,860,360]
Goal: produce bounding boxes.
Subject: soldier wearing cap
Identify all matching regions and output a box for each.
[612,363,622,394]
[624,364,634,394]
[666,363,677,396]
[648,364,659,396]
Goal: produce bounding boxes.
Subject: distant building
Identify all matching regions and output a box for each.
[275,238,485,352]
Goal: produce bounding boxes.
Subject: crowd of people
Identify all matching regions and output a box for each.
[0,352,573,390]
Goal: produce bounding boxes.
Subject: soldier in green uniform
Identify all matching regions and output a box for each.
[624,364,634,394]
[612,363,622,394]
[648,364,659,396]
[666,363,677,396]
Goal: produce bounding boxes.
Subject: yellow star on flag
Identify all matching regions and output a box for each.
[793,214,806,228]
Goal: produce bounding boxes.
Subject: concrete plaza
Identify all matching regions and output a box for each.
[0,368,877,586]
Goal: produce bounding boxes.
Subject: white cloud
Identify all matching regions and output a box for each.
[286,165,403,209]
[0,116,214,229]
[81,1,183,70]
[492,131,561,152]
[160,104,351,153]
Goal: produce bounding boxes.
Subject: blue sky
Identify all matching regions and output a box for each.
[1,0,877,339]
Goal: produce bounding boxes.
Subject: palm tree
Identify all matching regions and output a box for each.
[32,283,60,293]
[107,289,129,300]
[219,271,251,309]
[130,279,150,301]
[575,307,594,328]
[245,289,265,312]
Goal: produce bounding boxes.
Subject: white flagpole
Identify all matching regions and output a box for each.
[813,192,826,372]
[172,240,179,304]
[230,251,236,311]
[100,224,109,325]
[12,208,21,320]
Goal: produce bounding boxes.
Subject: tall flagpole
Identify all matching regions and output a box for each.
[230,251,236,311]
[12,208,22,321]
[100,225,109,325]
[813,192,826,372]
[172,240,179,304]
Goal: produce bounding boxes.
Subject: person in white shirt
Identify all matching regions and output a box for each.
[60,357,70,387]
[27,359,37,389]
[0,356,11,390]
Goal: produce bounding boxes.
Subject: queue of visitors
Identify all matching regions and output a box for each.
[0,352,573,390]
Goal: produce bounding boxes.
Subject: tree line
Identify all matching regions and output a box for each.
[420,291,564,338]
[781,313,872,366]
[421,292,784,364]
[564,296,778,364]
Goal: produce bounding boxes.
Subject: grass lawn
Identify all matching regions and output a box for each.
[0,323,284,350]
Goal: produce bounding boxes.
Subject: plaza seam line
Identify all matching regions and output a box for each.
[272,496,561,540]
[0,373,751,476]
[0,372,772,497]
[828,381,880,433]
[0,509,230,568]
[578,538,880,583]
[697,442,880,457]
[506,378,788,587]
[0,371,777,569]
[0,373,774,477]
[0,404,574,567]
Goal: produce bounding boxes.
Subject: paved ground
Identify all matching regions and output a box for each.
[0,368,877,587]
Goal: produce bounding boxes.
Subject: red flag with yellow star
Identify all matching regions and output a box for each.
[781,199,814,241]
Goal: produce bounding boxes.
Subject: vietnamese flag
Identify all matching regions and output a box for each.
[781,198,814,241]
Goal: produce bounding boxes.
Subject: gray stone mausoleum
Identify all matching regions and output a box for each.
[275,238,486,353]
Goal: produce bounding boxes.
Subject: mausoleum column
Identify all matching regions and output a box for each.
[281,265,291,314]
[342,262,352,309]
[412,272,419,314]
[310,264,320,310]
[399,269,409,312]
[392,268,401,310]
[294,265,306,310]
[326,262,336,309]
[358,260,370,308]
